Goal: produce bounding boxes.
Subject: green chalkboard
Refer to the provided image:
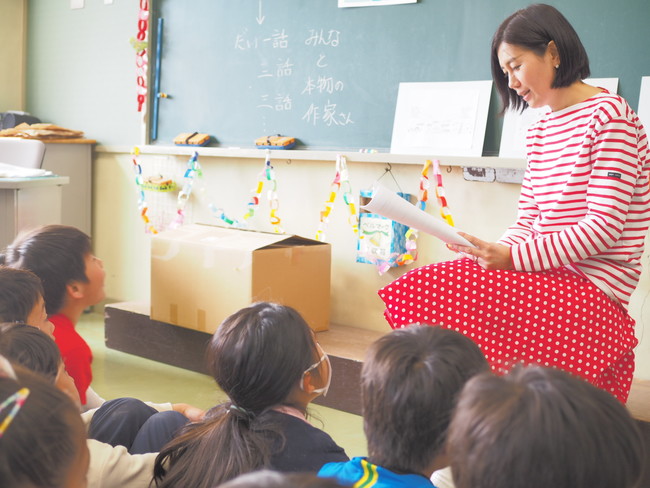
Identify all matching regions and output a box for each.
[151,0,650,152]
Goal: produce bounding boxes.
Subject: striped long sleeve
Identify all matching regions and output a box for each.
[499,92,650,308]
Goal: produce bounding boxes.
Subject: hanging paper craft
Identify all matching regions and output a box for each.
[242,150,284,233]
[433,159,454,226]
[315,155,358,242]
[131,146,158,234]
[169,151,202,229]
[357,188,412,273]
[130,1,149,113]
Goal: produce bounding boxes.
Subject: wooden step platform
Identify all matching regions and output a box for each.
[105,302,385,415]
[104,302,649,422]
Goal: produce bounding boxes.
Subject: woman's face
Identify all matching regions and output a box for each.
[497,42,559,110]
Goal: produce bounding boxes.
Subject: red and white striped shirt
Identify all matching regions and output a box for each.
[499,91,650,309]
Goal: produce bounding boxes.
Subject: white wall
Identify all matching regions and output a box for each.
[93,149,650,379]
[0,0,26,111]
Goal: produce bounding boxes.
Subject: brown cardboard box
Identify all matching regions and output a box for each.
[151,224,331,333]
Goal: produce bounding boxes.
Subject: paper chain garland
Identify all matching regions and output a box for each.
[130,0,149,113]
[131,150,452,276]
[131,147,158,234]
[393,159,454,268]
[131,147,202,234]
[433,159,454,226]
[209,150,284,233]
[393,159,435,267]
[315,155,359,242]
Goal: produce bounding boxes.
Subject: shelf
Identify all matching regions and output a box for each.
[96,144,526,170]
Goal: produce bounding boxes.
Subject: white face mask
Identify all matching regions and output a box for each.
[300,345,332,397]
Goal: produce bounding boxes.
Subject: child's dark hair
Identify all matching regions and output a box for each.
[0,361,86,488]
[491,4,590,114]
[361,325,489,475]
[1,225,92,315]
[0,323,60,382]
[0,266,44,323]
[447,365,645,488]
[153,302,320,488]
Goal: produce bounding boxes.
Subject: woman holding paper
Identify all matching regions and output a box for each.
[379,4,649,403]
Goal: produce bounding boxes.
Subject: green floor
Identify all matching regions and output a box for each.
[78,312,367,457]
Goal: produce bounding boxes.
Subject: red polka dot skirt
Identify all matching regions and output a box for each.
[378,258,638,403]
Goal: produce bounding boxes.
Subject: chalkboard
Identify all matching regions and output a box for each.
[151,0,650,152]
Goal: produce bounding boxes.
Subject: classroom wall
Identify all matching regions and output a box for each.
[23,1,650,380]
[0,0,26,112]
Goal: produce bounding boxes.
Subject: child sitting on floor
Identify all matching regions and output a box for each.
[0,323,175,488]
[0,357,89,488]
[318,324,490,488]
[0,224,202,421]
[446,365,645,488]
[0,266,54,338]
[153,302,348,488]
[1,225,104,408]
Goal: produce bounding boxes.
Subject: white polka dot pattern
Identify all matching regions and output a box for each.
[378,258,637,403]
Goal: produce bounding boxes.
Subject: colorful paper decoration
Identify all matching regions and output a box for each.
[169,151,202,229]
[131,146,158,234]
[393,159,434,266]
[238,150,284,233]
[433,159,454,226]
[315,155,359,242]
[131,147,201,234]
[357,189,412,274]
[131,0,149,113]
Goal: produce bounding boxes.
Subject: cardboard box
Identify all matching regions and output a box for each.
[151,224,331,333]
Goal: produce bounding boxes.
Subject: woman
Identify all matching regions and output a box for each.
[152,302,348,488]
[379,4,649,403]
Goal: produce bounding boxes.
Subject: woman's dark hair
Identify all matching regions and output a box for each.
[362,325,489,475]
[0,266,44,323]
[491,4,590,114]
[1,225,92,315]
[0,362,86,488]
[0,323,60,382]
[447,365,645,488]
[153,302,320,488]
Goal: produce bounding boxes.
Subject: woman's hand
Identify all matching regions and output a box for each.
[448,232,513,270]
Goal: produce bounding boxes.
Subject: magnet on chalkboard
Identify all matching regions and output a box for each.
[255,134,296,149]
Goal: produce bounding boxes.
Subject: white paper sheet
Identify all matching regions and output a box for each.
[638,77,650,129]
[361,184,475,247]
[390,81,492,157]
[498,78,619,160]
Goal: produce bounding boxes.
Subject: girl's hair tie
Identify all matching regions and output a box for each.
[227,403,255,420]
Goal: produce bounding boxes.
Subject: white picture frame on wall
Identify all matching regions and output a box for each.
[390,80,493,157]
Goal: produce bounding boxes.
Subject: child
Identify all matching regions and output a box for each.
[318,325,490,488]
[153,302,349,488]
[0,322,80,409]
[0,323,171,488]
[0,266,54,338]
[446,365,645,488]
[1,225,103,407]
[0,357,89,488]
